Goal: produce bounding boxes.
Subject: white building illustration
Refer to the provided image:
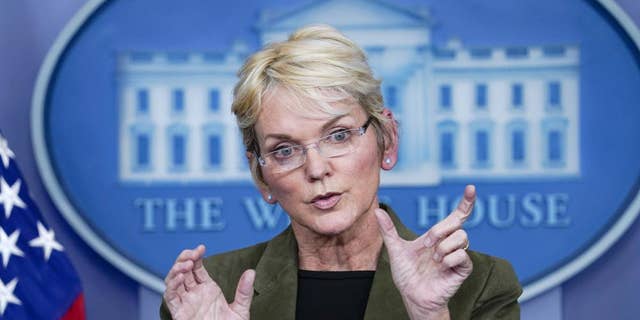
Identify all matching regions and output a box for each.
[118,0,580,185]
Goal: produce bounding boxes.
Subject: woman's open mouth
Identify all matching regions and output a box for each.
[310,192,342,210]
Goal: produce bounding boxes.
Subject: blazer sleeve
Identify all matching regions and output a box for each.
[159,299,172,320]
[470,256,522,320]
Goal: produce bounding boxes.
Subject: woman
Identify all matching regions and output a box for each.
[161,25,521,320]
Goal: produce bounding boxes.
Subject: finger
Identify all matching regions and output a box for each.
[165,273,188,314]
[433,229,468,262]
[422,185,476,247]
[183,245,206,290]
[374,208,402,250]
[230,269,256,316]
[184,270,198,291]
[421,217,463,249]
[193,247,211,284]
[454,185,476,221]
[193,244,206,258]
[164,272,181,302]
[173,246,204,265]
[441,249,473,276]
[165,260,194,286]
[164,272,187,303]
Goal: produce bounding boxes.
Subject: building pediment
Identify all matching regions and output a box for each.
[257,0,430,31]
[257,0,431,47]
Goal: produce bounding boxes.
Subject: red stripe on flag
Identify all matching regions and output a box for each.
[61,293,86,320]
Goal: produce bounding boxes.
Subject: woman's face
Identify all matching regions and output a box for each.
[254,88,393,237]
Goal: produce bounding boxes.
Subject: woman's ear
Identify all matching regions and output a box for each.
[259,188,277,204]
[258,181,277,205]
[245,150,256,162]
[380,108,399,171]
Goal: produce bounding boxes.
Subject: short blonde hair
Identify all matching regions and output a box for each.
[232,24,393,188]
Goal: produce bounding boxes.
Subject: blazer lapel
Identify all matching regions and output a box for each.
[363,246,410,320]
[363,204,417,320]
[250,227,299,320]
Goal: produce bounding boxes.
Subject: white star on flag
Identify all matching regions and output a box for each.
[0,135,15,169]
[0,278,21,316]
[29,221,64,261]
[0,228,23,267]
[0,178,26,219]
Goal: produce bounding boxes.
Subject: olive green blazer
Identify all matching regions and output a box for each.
[161,205,522,319]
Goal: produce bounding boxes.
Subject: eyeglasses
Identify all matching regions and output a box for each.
[257,117,373,173]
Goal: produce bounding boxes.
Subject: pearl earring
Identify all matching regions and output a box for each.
[385,158,391,164]
[267,194,272,201]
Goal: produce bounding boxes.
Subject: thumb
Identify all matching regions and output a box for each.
[374,208,402,250]
[230,269,256,316]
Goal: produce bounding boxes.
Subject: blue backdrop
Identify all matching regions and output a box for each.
[1,1,639,319]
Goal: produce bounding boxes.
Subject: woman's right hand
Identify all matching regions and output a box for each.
[163,245,255,320]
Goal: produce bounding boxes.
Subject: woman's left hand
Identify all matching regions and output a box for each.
[374,185,476,320]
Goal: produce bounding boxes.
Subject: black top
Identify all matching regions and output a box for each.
[295,270,375,320]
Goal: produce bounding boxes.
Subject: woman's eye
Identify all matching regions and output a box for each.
[329,130,351,143]
[273,146,294,158]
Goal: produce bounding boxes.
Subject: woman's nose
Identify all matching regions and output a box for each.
[304,147,330,181]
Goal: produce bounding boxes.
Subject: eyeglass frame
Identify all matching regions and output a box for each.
[255,116,374,172]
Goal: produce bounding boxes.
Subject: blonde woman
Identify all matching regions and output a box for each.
[161,25,521,320]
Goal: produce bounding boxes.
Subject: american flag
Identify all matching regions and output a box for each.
[0,131,85,319]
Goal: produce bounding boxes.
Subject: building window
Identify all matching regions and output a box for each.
[137,89,149,115]
[469,48,492,59]
[365,46,385,55]
[512,130,525,162]
[512,83,523,108]
[475,130,489,163]
[207,135,222,167]
[548,131,562,162]
[548,81,562,109]
[438,121,458,168]
[506,121,528,167]
[209,89,220,112]
[541,118,567,167]
[136,134,150,168]
[432,48,456,59]
[470,121,494,168]
[475,84,487,109]
[505,47,528,59]
[171,134,186,167]
[440,132,454,166]
[129,123,154,172]
[203,124,224,170]
[172,89,184,113]
[385,86,397,109]
[127,122,153,172]
[167,125,188,172]
[167,53,189,63]
[543,46,566,57]
[203,53,225,62]
[439,85,452,110]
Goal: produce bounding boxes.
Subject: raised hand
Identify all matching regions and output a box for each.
[375,185,476,320]
[163,245,255,320]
